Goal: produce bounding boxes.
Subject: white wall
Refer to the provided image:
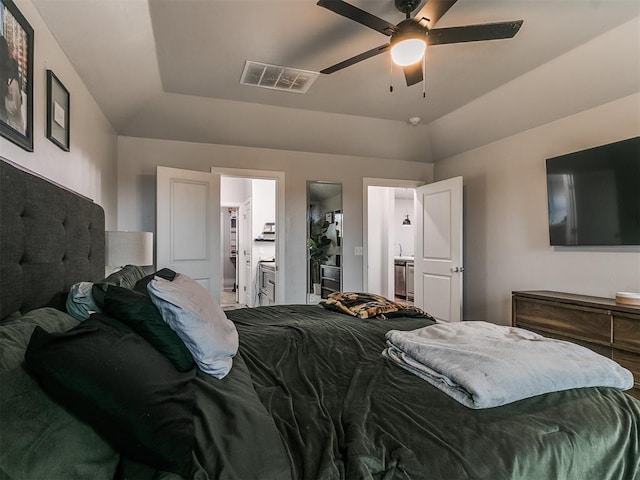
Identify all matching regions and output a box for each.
[393,195,414,257]
[221,176,249,205]
[367,186,395,298]
[434,93,640,325]
[0,0,117,228]
[117,136,434,304]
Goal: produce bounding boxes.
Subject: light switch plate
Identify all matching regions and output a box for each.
[354,246,363,256]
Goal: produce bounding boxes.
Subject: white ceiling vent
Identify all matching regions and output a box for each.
[240,61,319,94]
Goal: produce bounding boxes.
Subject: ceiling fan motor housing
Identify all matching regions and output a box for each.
[390,19,427,47]
[394,0,421,15]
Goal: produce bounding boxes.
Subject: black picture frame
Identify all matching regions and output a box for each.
[0,0,34,152]
[46,70,70,151]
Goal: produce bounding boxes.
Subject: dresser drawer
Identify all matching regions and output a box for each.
[613,348,640,390]
[321,278,340,292]
[613,314,640,353]
[513,298,611,346]
[321,265,341,282]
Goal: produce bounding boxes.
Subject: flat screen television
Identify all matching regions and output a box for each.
[546,136,640,246]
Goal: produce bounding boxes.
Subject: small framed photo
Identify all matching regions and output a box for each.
[46,69,70,151]
[0,0,34,152]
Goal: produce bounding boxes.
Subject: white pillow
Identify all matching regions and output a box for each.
[147,273,238,378]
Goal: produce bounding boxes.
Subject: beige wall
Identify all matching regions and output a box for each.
[435,93,640,325]
[0,0,117,228]
[116,136,434,304]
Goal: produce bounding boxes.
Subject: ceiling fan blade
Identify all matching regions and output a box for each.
[403,62,423,86]
[320,44,390,74]
[427,20,523,45]
[414,0,458,27]
[317,0,398,36]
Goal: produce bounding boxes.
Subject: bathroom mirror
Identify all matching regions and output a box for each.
[307,181,342,303]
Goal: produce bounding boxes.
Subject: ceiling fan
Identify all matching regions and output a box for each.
[317,0,523,87]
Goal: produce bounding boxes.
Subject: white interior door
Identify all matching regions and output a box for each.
[414,176,463,322]
[156,166,221,301]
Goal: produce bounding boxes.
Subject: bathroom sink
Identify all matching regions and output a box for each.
[394,256,414,262]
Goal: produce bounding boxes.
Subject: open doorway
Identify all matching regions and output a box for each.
[218,171,282,310]
[364,177,465,321]
[363,178,423,302]
[366,186,417,303]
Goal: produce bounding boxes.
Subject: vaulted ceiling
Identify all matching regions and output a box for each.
[33,0,640,162]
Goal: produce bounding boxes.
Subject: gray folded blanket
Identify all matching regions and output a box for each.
[383,321,634,409]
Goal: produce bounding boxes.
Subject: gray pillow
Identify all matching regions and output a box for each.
[148,273,238,378]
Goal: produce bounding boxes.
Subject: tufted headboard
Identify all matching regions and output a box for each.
[0,157,105,319]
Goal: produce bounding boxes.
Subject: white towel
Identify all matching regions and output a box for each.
[383,321,634,409]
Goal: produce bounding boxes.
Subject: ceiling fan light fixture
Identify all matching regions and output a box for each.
[390,38,426,66]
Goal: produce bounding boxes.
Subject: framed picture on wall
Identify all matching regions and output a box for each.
[0,0,34,152]
[46,70,70,151]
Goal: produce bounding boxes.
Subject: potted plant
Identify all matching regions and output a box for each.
[307,218,331,294]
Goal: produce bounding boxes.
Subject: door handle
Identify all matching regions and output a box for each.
[451,267,465,273]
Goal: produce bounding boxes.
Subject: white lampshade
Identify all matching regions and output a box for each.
[390,38,426,66]
[106,231,154,267]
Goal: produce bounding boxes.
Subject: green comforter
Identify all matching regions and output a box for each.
[2,305,639,479]
[196,304,640,480]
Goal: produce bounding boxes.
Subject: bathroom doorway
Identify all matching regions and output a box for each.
[365,184,418,302]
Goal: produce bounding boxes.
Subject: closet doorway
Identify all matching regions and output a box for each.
[216,168,285,310]
[220,206,238,307]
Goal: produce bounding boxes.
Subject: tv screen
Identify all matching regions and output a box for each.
[546,136,640,246]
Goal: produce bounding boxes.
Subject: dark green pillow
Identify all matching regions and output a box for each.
[25,315,196,476]
[102,285,194,372]
[103,264,148,289]
[0,308,119,479]
[0,307,79,373]
[0,365,119,479]
[92,265,148,308]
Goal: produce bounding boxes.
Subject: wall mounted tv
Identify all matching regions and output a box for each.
[546,136,640,246]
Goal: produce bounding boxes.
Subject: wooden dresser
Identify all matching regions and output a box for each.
[320,265,341,299]
[512,290,640,399]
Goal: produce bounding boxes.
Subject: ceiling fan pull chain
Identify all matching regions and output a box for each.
[422,53,426,98]
[390,58,394,93]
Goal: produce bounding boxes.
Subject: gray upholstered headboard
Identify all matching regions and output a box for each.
[0,157,105,319]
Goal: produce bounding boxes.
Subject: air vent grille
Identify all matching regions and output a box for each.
[240,61,318,94]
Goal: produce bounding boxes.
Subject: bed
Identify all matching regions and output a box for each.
[1,157,639,480]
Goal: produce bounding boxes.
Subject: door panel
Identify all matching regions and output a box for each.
[422,273,451,320]
[171,181,209,261]
[423,190,452,261]
[156,167,221,300]
[415,177,463,322]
